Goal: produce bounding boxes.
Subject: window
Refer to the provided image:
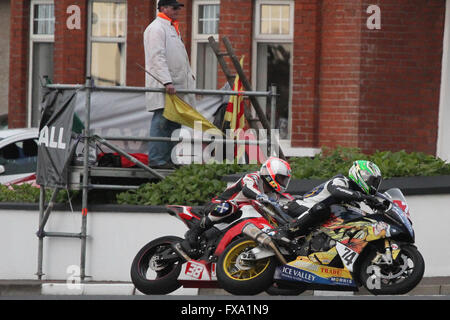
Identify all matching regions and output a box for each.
[28,0,55,127]
[253,0,294,140]
[192,1,220,90]
[33,3,55,35]
[88,0,127,86]
[260,4,290,35]
[198,3,220,34]
[0,139,38,176]
[255,0,294,39]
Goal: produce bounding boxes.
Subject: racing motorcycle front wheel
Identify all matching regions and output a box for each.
[130,236,183,295]
[217,238,278,295]
[358,244,425,295]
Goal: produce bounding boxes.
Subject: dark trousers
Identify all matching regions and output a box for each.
[148,109,181,166]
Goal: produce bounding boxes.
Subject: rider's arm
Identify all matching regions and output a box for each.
[327,177,366,201]
[241,173,264,200]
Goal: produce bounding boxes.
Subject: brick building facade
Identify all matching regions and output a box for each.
[7,0,448,158]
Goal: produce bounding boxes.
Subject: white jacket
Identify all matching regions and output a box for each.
[143,16,196,112]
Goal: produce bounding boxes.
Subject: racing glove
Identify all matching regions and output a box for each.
[362,195,389,211]
[256,194,277,205]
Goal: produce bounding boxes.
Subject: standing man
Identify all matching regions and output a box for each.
[144,0,196,169]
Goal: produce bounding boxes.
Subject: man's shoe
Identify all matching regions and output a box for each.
[150,163,176,169]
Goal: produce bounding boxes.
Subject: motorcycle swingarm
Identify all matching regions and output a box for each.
[155,248,181,264]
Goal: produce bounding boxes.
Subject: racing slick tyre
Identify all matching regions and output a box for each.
[130,236,183,295]
[217,238,277,295]
[358,244,425,295]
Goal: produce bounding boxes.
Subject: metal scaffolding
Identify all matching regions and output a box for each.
[36,79,278,281]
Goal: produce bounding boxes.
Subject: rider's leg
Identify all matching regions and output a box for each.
[180,201,238,255]
[276,202,331,240]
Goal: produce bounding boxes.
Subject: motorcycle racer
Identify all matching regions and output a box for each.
[275,160,384,242]
[179,157,292,256]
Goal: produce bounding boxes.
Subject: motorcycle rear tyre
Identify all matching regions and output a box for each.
[130,236,183,295]
[217,238,277,295]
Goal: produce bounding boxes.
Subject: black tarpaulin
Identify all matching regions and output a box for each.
[36,89,79,188]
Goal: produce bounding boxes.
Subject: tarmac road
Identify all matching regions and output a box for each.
[1,276,450,297]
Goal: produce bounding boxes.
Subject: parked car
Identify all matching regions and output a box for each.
[0,128,39,184]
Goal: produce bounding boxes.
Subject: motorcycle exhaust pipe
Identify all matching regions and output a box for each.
[242,223,287,265]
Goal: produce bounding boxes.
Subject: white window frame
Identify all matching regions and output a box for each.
[191,0,220,88]
[254,0,294,40]
[438,0,450,162]
[87,0,127,86]
[27,0,55,127]
[252,0,294,141]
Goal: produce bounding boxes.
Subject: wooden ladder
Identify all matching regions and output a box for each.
[208,36,285,160]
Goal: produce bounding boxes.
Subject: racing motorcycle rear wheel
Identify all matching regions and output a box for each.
[130,236,183,295]
[358,244,425,295]
[217,238,277,295]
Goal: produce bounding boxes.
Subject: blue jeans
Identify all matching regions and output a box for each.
[148,109,181,166]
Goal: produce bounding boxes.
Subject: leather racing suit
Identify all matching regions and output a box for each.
[281,174,376,237]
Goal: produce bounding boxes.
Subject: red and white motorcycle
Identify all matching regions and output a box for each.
[130,198,293,295]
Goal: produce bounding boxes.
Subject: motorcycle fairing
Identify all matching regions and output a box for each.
[318,215,393,271]
[270,207,410,290]
[274,256,356,288]
[166,205,201,227]
[178,260,218,288]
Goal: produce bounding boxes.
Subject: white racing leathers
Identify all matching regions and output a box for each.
[284,174,366,235]
[208,172,279,230]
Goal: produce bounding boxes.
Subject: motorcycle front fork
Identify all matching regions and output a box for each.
[371,239,396,265]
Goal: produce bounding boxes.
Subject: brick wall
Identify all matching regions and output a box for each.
[0,1,11,117]
[291,0,322,147]
[7,0,446,155]
[178,0,193,59]
[359,0,445,154]
[318,0,362,148]
[54,0,87,85]
[126,0,154,86]
[8,0,29,128]
[291,0,445,155]
[218,0,254,86]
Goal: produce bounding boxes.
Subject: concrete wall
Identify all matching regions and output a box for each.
[1,194,449,283]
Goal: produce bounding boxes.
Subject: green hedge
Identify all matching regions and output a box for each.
[116,162,258,206]
[0,184,78,204]
[289,147,450,179]
[116,147,450,206]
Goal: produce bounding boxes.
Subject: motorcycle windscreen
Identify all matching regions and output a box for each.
[383,188,410,218]
[383,188,414,239]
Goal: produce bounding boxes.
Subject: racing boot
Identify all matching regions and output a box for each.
[272,220,304,245]
[273,203,330,244]
[179,216,213,258]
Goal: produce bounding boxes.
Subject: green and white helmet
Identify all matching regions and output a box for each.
[348,160,382,195]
